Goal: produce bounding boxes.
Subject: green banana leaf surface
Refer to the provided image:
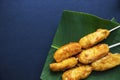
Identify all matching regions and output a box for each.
[40,10,120,80]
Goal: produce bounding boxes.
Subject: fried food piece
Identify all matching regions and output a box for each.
[91,53,120,71]
[62,65,92,80]
[54,42,82,62]
[78,44,109,64]
[50,57,78,71]
[79,29,110,49]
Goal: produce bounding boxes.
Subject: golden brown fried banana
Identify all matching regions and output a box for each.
[50,57,78,71]
[54,42,82,62]
[79,29,110,49]
[78,44,109,64]
[91,53,120,71]
[62,65,92,80]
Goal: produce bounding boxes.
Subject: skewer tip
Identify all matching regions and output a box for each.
[109,42,120,49]
[110,25,120,32]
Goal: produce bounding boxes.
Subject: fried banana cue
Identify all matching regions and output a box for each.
[54,42,82,62]
[91,53,120,71]
[79,29,110,49]
[62,65,92,80]
[78,44,109,64]
[79,26,120,49]
[50,57,78,71]
[79,25,120,49]
[78,43,120,64]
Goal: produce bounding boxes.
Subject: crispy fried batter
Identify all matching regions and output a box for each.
[91,53,120,71]
[50,57,78,71]
[54,42,82,62]
[78,44,109,64]
[62,65,92,80]
[79,29,110,49]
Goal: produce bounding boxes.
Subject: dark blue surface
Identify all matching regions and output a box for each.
[0,0,120,80]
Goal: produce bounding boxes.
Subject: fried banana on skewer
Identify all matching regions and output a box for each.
[54,42,82,62]
[91,53,120,71]
[50,57,78,71]
[78,44,109,64]
[79,29,110,49]
[62,65,92,80]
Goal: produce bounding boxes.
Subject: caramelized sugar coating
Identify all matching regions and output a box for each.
[50,57,78,71]
[78,44,109,64]
[62,65,92,80]
[92,53,120,71]
[79,29,110,49]
[54,42,82,62]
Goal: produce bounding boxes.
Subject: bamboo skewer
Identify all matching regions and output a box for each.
[109,42,120,49]
[109,25,120,32]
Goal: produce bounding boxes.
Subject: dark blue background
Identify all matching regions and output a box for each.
[0,0,120,80]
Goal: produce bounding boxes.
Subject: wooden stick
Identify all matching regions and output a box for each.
[110,25,120,32]
[109,42,120,49]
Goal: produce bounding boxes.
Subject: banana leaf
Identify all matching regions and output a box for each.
[40,10,120,80]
